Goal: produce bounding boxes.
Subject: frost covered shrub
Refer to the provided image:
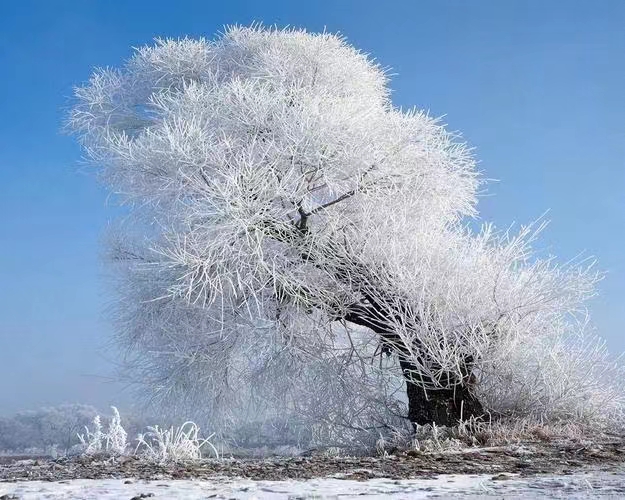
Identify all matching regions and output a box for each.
[77,407,217,461]
[78,407,127,455]
[135,422,219,461]
[77,414,104,454]
[68,25,624,443]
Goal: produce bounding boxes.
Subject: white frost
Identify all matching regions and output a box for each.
[68,25,625,443]
[3,470,624,499]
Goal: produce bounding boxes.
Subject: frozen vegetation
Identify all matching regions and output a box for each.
[2,407,625,499]
[63,25,625,451]
[76,407,218,461]
[0,404,152,457]
[0,406,217,461]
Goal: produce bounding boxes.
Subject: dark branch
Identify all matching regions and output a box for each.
[308,189,357,216]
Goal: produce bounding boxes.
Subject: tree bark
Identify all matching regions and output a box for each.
[342,301,484,428]
[399,359,484,428]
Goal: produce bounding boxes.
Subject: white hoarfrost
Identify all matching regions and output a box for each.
[78,408,127,456]
[135,421,219,461]
[77,408,217,461]
[69,26,624,444]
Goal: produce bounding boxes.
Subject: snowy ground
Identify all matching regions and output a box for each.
[2,470,625,499]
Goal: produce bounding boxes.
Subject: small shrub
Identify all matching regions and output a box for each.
[134,421,219,461]
[78,407,218,461]
[77,414,105,454]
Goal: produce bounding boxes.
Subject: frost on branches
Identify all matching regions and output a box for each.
[69,26,625,444]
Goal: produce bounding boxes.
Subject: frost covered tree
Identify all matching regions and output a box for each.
[69,26,624,437]
[0,404,100,454]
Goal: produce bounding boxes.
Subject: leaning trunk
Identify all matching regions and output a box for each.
[343,301,485,428]
[339,286,485,428]
[399,359,484,428]
[267,222,486,428]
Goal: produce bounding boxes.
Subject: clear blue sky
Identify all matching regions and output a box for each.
[1,0,623,415]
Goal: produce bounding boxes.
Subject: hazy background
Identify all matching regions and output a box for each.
[1,0,623,415]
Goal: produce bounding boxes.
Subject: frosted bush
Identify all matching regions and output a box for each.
[77,414,105,454]
[106,407,128,454]
[78,407,127,455]
[135,422,219,461]
[78,407,217,461]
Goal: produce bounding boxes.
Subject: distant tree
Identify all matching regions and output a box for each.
[0,416,29,452]
[68,27,624,437]
[0,404,99,453]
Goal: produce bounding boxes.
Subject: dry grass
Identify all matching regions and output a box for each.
[374,416,620,455]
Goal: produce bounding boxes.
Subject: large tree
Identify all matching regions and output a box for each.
[69,27,623,438]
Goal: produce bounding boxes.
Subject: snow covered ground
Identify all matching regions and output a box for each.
[2,469,625,499]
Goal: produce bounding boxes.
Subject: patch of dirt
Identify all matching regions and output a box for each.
[1,440,624,483]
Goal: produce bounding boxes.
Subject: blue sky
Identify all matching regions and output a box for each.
[0,0,623,415]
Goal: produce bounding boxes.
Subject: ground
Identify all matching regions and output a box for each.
[1,439,624,498]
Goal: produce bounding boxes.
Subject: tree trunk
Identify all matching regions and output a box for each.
[266,221,486,428]
[399,359,484,429]
[344,302,485,428]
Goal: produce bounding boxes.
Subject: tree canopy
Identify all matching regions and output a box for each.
[69,26,624,445]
